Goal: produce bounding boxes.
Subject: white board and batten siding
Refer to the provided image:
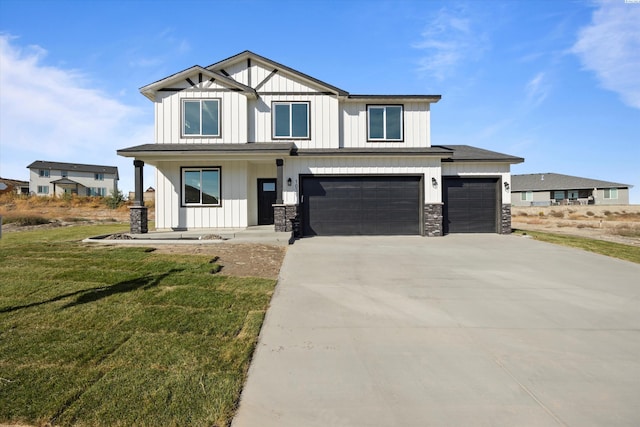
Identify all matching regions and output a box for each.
[154,78,248,145]
[442,162,512,205]
[283,157,442,205]
[341,101,432,149]
[154,161,251,230]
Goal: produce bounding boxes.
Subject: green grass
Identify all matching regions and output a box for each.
[513,229,640,264]
[0,225,276,426]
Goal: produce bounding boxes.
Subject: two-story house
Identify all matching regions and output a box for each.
[27,161,119,197]
[118,51,523,236]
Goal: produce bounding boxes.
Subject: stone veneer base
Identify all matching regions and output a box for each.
[424,203,443,237]
[130,206,148,234]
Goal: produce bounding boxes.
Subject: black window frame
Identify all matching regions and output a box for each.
[181,98,222,138]
[271,101,311,140]
[367,104,404,142]
[180,166,222,207]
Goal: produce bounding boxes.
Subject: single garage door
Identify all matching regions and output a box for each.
[443,177,499,234]
[301,176,421,236]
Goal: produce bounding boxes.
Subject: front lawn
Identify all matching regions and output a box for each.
[0,225,276,426]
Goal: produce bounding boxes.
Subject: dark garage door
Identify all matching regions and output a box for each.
[443,177,498,234]
[301,176,421,236]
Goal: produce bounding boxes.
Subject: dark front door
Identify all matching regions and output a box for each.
[257,179,277,225]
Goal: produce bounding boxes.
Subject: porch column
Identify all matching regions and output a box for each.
[275,159,284,204]
[130,159,148,234]
[133,160,144,207]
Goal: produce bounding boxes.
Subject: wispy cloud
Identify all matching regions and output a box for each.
[0,34,152,187]
[412,4,489,81]
[525,72,550,108]
[571,1,640,109]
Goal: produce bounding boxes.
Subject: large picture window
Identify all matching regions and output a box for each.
[182,168,221,206]
[273,102,309,138]
[368,105,403,141]
[183,99,220,137]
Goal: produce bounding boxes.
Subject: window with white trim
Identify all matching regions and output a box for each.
[273,102,309,139]
[182,168,221,206]
[39,169,50,178]
[521,191,533,201]
[61,171,68,178]
[367,105,403,141]
[604,188,618,199]
[94,173,104,181]
[37,185,49,194]
[183,99,220,137]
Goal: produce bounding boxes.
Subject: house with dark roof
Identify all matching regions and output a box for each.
[118,51,523,236]
[511,173,632,206]
[27,161,119,197]
[0,178,30,195]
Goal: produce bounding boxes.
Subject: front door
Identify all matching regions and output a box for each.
[257,179,277,225]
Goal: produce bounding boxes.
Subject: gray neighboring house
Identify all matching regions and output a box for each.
[28,161,119,197]
[511,173,632,206]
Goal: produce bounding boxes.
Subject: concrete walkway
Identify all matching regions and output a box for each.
[232,235,640,427]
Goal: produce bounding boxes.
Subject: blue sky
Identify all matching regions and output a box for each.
[1,0,639,202]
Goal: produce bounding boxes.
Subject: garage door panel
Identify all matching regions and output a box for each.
[443,177,498,234]
[302,176,421,236]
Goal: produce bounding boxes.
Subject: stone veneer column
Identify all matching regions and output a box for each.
[130,159,148,234]
[273,204,299,233]
[501,204,512,234]
[424,203,443,237]
[130,206,148,234]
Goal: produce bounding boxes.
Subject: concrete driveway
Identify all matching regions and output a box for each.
[232,235,640,427]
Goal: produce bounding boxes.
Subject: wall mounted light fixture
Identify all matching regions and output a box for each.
[287,177,292,187]
[432,177,438,188]
[504,182,510,191]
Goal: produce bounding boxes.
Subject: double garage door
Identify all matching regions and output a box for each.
[300,176,499,236]
[301,176,421,236]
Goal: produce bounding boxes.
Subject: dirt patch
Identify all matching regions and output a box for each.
[512,205,640,247]
[151,243,287,279]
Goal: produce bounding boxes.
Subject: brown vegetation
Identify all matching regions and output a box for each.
[512,205,640,246]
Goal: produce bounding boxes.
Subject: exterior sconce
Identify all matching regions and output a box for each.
[432,177,438,188]
[504,182,510,191]
[287,177,292,187]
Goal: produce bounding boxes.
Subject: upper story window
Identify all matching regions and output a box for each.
[95,173,104,181]
[273,102,309,139]
[183,99,220,137]
[61,171,68,178]
[367,105,403,141]
[182,167,221,206]
[39,169,50,178]
[604,188,618,199]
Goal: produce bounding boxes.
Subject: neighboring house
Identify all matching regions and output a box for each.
[511,173,632,206]
[27,161,119,197]
[128,187,156,204]
[118,51,523,236]
[0,178,30,195]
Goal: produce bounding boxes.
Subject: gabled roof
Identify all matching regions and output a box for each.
[439,145,524,163]
[512,173,632,192]
[27,161,119,179]
[206,50,349,97]
[139,66,257,101]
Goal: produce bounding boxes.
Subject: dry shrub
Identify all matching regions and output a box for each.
[568,214,586,220]
[609,224,640,238]
[549,210,564,218]
[576,223,596,229]
[2,214,50,226]
[586,211,595,216]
